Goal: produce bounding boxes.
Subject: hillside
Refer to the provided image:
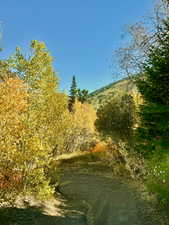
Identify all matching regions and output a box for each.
[89,77,137,108]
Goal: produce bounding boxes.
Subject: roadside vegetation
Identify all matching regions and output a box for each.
[0,41,97,206]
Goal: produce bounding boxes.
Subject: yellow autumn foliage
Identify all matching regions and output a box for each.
[0,41,70,202]
[73,101,97,133]
[61,101,97,152]
[0,78,28,199]
[0,40,97,204]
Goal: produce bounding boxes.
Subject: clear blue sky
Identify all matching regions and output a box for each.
[0,0,155,93]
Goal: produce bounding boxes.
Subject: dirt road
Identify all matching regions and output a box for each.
[59,172,154,225]
[2,172,156,225]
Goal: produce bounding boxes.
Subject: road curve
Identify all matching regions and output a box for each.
[59,172,154,225]
[3,172,156,225]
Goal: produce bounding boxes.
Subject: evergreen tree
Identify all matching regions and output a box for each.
[135,19,169,157]
[77,89,89,104]
[68,75,77,111]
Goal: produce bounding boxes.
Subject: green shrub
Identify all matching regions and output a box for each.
[95,92,135,143]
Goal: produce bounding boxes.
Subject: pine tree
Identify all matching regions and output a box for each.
[68,76,77,111]
[135,19,169,157]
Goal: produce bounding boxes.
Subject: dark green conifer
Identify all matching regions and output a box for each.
[136,19,169,157]
[68,75,77,112]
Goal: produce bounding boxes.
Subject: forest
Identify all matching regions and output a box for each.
[0,0,169,224]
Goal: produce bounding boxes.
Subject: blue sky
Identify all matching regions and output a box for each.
[0,0,155,93]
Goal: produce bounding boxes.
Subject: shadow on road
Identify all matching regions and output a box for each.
[0,204,86,225]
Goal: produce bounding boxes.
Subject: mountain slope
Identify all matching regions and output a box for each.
[89,78,137,108]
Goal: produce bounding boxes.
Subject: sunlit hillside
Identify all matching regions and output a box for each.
[89,78,137,108]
